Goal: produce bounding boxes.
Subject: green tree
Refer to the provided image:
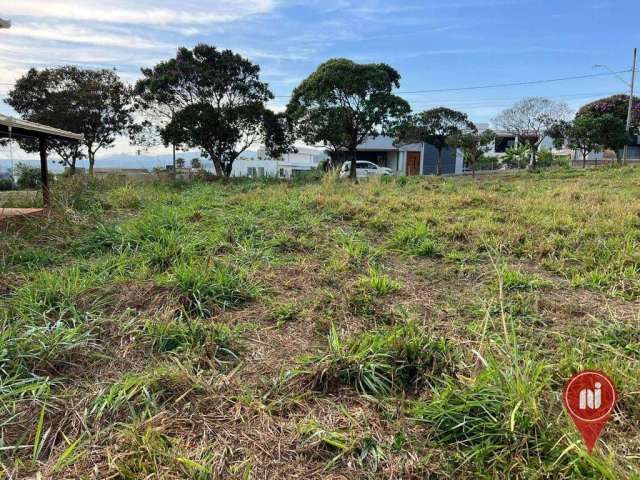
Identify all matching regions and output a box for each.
[394,107,476,175]
[493,97,571,166]
[286,58,410,181]
[190,158,201,169]
[446,128,495,179]
[577,95,638,163]
[176,157,185,169]
[159,44,290,177]
[592,114,630,162]
[577,94,639,130]
[132,58,190,171]
[550,116,603,168]
[6,67,86,174]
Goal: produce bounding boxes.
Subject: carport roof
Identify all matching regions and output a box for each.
[0,113,83,142]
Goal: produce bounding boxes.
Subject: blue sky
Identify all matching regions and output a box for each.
[0,0,638,156]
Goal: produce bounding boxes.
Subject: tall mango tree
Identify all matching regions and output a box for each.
[286,58,410,181]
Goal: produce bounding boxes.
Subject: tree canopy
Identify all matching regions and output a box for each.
[7,66,133,174]
[286,58,410,180]
[493,97,571,166]
[158,44,291,177]
[447,128,495,178]
[6,67,85,173]
[549,116,602,167]
[577,94,639,129]
[393,107,475,175]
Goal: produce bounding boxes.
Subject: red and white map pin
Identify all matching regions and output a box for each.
[563,370,617,454]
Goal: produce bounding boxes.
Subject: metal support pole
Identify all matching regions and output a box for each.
[623,48,637,165]
[39,136,50,207]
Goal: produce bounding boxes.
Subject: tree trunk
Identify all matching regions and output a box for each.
[436,148,442,176]
[88,151,95,175]
[172,144,176,177]
[583,152,587,168]
[349,149,358,183]
[531,146,538,167]
[211,156,224,177]
[472,162,476,179]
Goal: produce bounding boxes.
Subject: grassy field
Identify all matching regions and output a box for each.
[1,168,639,479]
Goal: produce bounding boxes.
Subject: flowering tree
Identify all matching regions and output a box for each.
[577,94,640,130]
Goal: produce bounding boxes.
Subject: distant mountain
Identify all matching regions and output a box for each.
[0,150,258,173]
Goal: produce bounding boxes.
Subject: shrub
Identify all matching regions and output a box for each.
[15,163,46,189]
[0,178,14,191]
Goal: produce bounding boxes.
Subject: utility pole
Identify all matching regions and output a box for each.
[623,47,637,165]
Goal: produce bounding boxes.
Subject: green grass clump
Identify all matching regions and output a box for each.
[292,323,457,395]
[90,364,213,423]
[357,268,401,296]
[500,267,552,291]
[105,184,143,209]
[392,223,439,257]
[412,351,618,477]
[271,302,302,327]
[11,266,100,321]
[0,316,93,381]
[110,425,215,479]
[141,318,240,365]
[171,261,257,317]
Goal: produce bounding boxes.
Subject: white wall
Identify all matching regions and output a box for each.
[231,159,280,177]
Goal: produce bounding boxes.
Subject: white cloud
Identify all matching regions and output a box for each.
[3,0,277,26]
[5,23,172,49]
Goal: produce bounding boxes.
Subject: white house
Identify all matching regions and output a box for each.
[231,146,329,178]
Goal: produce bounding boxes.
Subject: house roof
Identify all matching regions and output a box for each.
[0,113,83,142]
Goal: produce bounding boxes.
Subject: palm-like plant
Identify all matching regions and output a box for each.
[503,144,533,169]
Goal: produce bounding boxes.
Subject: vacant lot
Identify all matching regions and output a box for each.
[1,168,639,479]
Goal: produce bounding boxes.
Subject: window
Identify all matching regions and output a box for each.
[247,167,257,177]
[257,167,265,177]
[356,162,369,169]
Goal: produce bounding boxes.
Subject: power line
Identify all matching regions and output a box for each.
[272,69,634,98]
[0,69,634,94]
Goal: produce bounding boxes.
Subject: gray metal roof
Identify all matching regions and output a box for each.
[0,113,83,141]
